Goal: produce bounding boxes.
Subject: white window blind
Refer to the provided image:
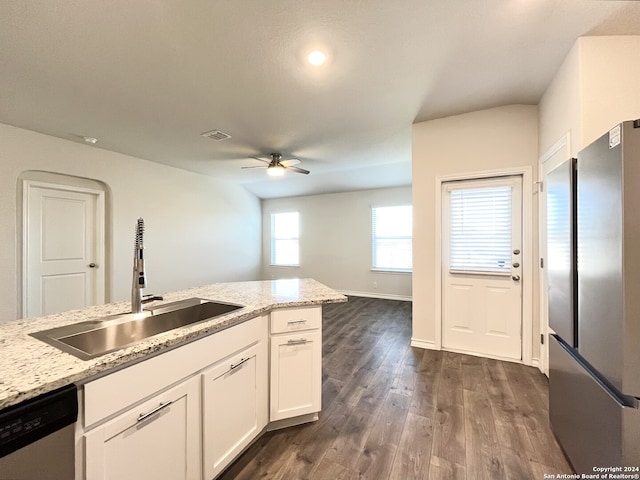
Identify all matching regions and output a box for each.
[372,205,412,271]
[449,186,512,274]
[271,212,299,266]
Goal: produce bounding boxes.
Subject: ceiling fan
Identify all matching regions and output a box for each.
[242,153,310,177]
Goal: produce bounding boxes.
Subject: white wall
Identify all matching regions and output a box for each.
[262,187,412,299]
[412,105,539,356]
[0,123,262,322]
[580,36,640,148]
[538,40,582,157]
[539,35,640,156]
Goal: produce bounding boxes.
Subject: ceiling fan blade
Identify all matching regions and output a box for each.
[285,165,310,175]
[241,165,267,169]
[250,156,272,165]
[280,159,300,167]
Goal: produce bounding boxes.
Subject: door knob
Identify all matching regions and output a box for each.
[512,275,520,281]
[513,249,521,255]
[88,263,97,268]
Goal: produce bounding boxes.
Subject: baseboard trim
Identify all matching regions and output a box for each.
[410,338,437,350]
[339,290,412,302]
[266,413,319,432]
[408,339,540,367]
[442,346,532,366]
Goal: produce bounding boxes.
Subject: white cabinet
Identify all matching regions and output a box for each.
[202,341,268,480]
[78,305,325,480]
[81,315,267,480]
[84,376,200,480]
[269,307,322,422]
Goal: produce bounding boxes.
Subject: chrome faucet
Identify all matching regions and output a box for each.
[131,218,162,313]
[131,218,147,313]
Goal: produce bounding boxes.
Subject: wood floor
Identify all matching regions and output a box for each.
[219,296,573,480]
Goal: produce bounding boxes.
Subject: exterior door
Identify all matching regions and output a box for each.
[442,176,523,360]
[23,181,105,317]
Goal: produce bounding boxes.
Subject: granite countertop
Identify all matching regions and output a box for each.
[0,278,347,410]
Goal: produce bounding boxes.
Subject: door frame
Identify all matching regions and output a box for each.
[538,133,571,376]
[22,179,106,317]
[434,166,534,365]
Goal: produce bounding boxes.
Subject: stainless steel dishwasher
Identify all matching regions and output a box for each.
[0,384,77,480]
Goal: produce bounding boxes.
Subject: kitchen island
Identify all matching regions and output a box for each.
[0,278,346,410]
[1,278,347,480]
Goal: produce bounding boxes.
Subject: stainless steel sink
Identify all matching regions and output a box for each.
[30,298,244,360]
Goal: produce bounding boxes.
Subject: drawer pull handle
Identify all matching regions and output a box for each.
[230,357,250,370]
[137,400,173,422]
[287,339,309,345]
[287,319,307,325]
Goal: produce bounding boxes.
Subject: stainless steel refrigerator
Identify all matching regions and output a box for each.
[547,119,640,473]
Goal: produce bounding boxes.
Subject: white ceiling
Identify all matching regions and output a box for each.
[1,1,639,199]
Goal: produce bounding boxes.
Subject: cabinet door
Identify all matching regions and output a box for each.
[270,330,322,421]
[84,377,200,480]
[202,342,267,480]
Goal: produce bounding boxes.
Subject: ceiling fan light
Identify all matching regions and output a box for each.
[267,164,285,177]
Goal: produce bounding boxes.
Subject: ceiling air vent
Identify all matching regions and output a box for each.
[201,129,232,141]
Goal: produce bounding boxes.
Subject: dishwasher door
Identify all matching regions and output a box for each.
[0,424,75,480]
[0,384,77,480]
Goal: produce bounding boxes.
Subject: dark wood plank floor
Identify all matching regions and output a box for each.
[219,296,573,480]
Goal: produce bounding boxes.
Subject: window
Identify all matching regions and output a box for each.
[448,185,512,274]
[372,205,412,271]
[271,212,299,266]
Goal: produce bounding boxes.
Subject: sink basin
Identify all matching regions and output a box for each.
[30,298,244,360]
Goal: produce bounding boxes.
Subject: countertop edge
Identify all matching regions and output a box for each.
[0,279,348,410]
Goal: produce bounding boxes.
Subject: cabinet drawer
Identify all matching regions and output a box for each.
[270,307,321,334]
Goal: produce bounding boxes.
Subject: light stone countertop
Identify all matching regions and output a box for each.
[0,278,347,410]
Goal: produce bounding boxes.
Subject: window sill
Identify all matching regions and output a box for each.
[269,264,300,268]
[371,268,412,275]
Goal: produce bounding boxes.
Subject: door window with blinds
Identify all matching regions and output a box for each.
[443,177,520,275]
[371,205,412,272]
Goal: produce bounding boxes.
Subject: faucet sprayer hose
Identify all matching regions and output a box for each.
[133,217,147,291]
[135,217,145,252]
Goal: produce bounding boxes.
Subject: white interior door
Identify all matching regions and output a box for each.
[442,176,523,360]
[24,181,105,317]
[538,135,571,375]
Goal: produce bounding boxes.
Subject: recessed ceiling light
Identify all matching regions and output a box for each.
[307,50,327,67]
[82,136,98,144]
